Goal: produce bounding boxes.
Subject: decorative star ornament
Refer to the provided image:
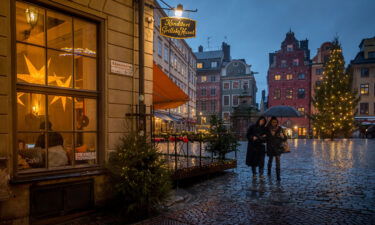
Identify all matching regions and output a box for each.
[17,92,25,106]
[17,55,63,84]
[49,75,72,111]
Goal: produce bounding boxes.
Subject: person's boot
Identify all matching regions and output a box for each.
[276,168,281,181]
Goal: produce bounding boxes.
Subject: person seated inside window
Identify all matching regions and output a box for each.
[35,121,63,148]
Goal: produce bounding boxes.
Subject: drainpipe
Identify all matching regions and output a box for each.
[138,0,146,134]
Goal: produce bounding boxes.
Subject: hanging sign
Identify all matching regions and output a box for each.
[160,17,196,39]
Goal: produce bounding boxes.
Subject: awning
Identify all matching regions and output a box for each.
[153,63,189,110]
[154,112,173,121]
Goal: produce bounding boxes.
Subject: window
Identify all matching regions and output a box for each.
[316,68,323,75]
[197,62,203,69]
[157,39,162,57]
[242,80,249,90]
[297,107,305,115]
[360,84,369,95]
[361,68,369,77]
[298,89,305,99]
[369,51,375,59]
[211,61,218,68]
[201,76,207,82]
[16,2,98,172]
[298,127,307,136]
[164,46,169,62]
[293,59,299,66]
[210,75,216,82]
[286,74,293,80]
[210,88,216,96]
[201,101,207,111]
[210,100,216,112]
[232,81,240,89]
[286,89,293,99]
[281,60,287,68]
[274,74,281,80]
[287,44,293,52]
[223,95,230,106]
[232,95,239,106]
[360,103,369,115]
[201,88,206,96]
[223,112,230,121]
[298,73,305,80]
[201,116,207,124]
[223,82,230,90]
[274,89,281,100]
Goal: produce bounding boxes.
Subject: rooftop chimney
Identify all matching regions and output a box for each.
[222,42,231,62]
[198,45,203,52]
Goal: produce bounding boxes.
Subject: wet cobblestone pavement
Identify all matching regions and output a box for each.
[141,139,375,225]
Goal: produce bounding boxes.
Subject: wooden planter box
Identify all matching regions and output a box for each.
[171,160,237,180]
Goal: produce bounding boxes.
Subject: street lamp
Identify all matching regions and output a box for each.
[174,4,183,17]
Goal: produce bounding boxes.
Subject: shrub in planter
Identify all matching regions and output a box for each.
[107,131,171,221]
[205,115,239,160]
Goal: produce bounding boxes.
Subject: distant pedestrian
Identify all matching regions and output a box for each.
[266,117,287,181]
[246,116,267,179]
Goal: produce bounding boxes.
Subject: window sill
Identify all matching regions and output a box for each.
[11,166,105,184]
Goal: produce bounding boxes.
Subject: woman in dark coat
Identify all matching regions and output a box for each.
[266,117,287,181]
[246,116,267,179]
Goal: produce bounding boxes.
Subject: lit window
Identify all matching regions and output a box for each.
[16,2,98,172]
[201,76,207,82]
[232,81,240,89]
[298,127,307,136]
[286,89,293,99]
[197,63,203,69]
[223,82,230,90]
[360,84,369,95]
[274,75,281,80]
[286,74,293,80]
[297,107,305,114]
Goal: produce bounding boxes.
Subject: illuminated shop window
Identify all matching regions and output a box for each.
[16,2,98,172]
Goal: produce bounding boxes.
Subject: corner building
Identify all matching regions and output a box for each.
[267,31,311,137]
[0,0,154,224]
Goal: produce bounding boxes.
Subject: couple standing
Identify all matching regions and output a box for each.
[246,116,287,181]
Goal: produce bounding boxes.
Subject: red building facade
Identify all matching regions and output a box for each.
[268,31,311,137]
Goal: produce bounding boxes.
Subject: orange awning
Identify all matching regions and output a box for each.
[153,63,189,110]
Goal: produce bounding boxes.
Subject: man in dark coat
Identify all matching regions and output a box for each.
[246,116,267,179]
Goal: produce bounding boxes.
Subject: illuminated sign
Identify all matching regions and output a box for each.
[160,17,196,39]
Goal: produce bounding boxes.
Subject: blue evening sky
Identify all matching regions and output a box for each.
[162,0,375,104]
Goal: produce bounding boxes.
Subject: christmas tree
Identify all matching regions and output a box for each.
[312,38,358,139]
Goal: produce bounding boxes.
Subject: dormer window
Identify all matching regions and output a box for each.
[287,44,293,52]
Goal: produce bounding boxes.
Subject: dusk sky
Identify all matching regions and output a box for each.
[163,0,375,103]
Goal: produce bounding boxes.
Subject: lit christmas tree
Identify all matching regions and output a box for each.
[312,39,359,139]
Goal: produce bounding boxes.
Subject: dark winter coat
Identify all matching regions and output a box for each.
[245,123,267,167]
[266,126,287,156]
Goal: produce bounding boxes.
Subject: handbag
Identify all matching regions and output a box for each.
[281,141,290,153]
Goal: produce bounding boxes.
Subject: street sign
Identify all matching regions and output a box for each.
[160,17,196,39]
[110,60,133,76]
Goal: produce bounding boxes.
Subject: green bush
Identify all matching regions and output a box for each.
[107,131,171,221]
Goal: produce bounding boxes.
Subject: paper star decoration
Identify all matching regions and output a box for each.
[17,55,63,84]
[17,92,25,106]
[49,75,72,111]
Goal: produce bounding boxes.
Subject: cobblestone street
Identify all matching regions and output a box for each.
[142,139,375,225]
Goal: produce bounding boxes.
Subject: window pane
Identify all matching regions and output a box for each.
[48,95,73,131]
[75,133,97,165]
[75,98,97,131]
[17,43,46,85]
[17,92,46,131]
[47,49,73,88]
[47,132,73,167]
[74,19,97,57]
[17,133,46,170]
[47,10,72,50]
[16,2,45,46]
[74,56,97,90]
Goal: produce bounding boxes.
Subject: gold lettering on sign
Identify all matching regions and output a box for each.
[160,17,196,39]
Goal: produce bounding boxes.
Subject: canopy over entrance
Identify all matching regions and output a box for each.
[153,63,189,110]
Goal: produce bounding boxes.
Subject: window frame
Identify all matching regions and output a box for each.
[232,80,240,89]
[232,94,240,106]
[223,81,230,90]
[12,1,105,180]
[360,102,369,115]
[360,84,369,95]
[196,62,203,69]
[223,95,230,107]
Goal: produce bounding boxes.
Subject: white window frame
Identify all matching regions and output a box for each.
[211,61,218,68]
[223,81,230,90]
[223,95,230,107]
[232,80,240,89]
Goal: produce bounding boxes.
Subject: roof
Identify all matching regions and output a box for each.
[350,52,375,64]
[194,50,224,60]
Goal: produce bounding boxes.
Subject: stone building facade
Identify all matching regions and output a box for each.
[0,0,154,224]
[350,37,375,124]
[194,43,230,127]
[153,2,197,132]
[267,30,311,137]
[221,59,257,126]
[310,42,332,115]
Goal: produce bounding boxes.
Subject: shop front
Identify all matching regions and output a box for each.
[0,0,154,224]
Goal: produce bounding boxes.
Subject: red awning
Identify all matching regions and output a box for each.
[153,63,189,110]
